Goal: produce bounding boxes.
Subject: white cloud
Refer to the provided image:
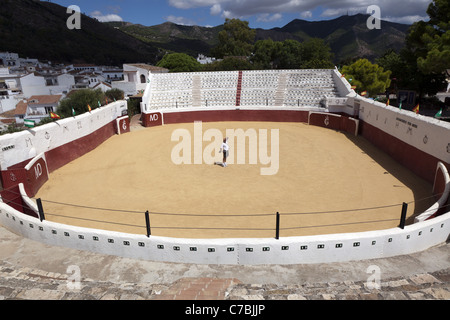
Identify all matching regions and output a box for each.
[167,0,432,24]
[384,15,429,25]
[165,15,197,26]
[210,4,222,16]
[168,0,225,10]
[90,11,123,22]
[300,11,313,19]
[222,10,237,19]
[320,7,367,18]
[257,13,283,23]
[167,0,432,22]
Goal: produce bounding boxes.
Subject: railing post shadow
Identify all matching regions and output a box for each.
[399,202,408,229]
[145,210,151,237]
[36,198,45,222]
[275,212,280,240]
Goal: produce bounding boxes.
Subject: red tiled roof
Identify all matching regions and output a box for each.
[14,100,28,115]
[0,118,15,124]
[27,95,62,105]
[128,64,168,72]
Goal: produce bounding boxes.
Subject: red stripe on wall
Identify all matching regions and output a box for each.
[162,109,309,125]
[236,71,243,107]
[360,120,450,184]
[45,120,117,173]
[1,120,117,201]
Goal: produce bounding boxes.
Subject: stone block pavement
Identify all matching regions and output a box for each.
[0,261,449,300]
[0,224,450,300]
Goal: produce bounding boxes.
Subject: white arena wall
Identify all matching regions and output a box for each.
[0,75,449,265]
[356,97,450,183]
[0,178,448,265]
[0,101,128,172]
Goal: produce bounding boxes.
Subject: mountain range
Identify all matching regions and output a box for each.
[0,0,161,66]
[0,0,412,66]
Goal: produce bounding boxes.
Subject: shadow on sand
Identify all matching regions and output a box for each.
[344,133,434,225]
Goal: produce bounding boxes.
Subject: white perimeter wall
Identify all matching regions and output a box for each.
[0,101,127,170]
[0,185,448,265]
[0,98,449,265]
[358,97,450,164]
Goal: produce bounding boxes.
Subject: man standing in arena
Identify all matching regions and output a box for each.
[218,137,229,167]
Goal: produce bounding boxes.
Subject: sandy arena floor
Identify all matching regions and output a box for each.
[35,122,434,239]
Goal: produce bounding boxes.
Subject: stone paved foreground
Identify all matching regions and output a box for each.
[1,261,449,300]
[1,222,449,301]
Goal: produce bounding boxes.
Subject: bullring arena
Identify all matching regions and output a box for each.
[35,121,433,239]
[0,68,449,265]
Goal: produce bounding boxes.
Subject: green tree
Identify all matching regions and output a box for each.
[398,0,448,97]
[417,31,450,74]
[202,56,255,71]
[251,39,281,69]
[127,98,141,117]
[105,88,124,102]
[58,89,105,118]
[277,40,303,69]
[299,38,334,69]
[211,19,256,59]
[416,0,450,74]
[341,59,392,97]
[376,50,405,79]
[251,38,334,70]
[156,53,202,72]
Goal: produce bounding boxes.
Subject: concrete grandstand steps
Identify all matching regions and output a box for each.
[192,75,202,107]
[274,72,288,107]
[144,69,342,110]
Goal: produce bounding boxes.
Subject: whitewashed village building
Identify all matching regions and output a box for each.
[112,64,168,97]
[0,52,20,67]
[0,67,22,113]
[14,95,62,125]
[0,53,169,130]
[20,72,75,97]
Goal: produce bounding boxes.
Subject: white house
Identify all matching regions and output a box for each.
[0,68,24,113]
[0,68,21,93]
[14,95,62,125]
[20,73,75,97]
[0,52,20,67]
[197,54,218,65]
[102,69,124,82]
[73,64,101,73]
[92,81,112,92]
[112,64,168,97]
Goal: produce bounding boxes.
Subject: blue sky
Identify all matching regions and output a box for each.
[53,0,432,28]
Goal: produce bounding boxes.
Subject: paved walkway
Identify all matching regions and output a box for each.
[0,224,449,300]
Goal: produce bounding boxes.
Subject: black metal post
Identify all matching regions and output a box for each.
[275,212,280,240]
[145,210,151,237]
[36,198,45,222]
[399,202,408,229]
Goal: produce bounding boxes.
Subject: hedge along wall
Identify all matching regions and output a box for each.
[0,101,128,197]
